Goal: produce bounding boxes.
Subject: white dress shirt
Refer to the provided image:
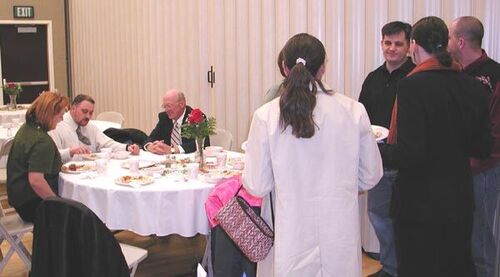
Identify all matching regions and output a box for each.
[49,112,127,162]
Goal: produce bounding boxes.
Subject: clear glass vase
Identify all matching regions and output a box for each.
[195,137,205,170]
[8,94,17,110]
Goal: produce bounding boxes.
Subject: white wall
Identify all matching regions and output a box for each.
[68,0,500,150]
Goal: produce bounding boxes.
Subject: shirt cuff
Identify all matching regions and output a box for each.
[177,145,185,154]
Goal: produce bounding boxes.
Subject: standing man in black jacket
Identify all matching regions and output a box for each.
[144,89,210,154]
[448,16,500,277]
[359,21,414,277]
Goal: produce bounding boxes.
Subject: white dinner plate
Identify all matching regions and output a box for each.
[81,153,107,161]
[114,175,154,187]
[371,125,389,142]
[61,161,96,174]
[241,141,248,152]
[199,170,238,183]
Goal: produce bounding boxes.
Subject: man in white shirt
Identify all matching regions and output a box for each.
[49,94,140,162]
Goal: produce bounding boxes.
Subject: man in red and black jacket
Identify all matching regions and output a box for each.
[449,16,500,277]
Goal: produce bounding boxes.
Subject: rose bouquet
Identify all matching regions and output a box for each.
[182,108,216,168]
[2,81,22,96]
[181,108,216,139]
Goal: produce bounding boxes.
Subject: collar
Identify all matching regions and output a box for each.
[63,112,80,131]
[407,56,461,77]
[463,49,489,73]
[382,57,415,75]
[173,108,186,126]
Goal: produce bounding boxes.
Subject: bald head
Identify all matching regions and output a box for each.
[162,89,186,120]
[451,16,484,49]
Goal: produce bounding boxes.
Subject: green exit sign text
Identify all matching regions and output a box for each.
[13,6,34,18]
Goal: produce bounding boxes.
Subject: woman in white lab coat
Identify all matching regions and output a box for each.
[243,33,383,277]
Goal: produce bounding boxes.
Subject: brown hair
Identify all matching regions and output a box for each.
[26,91,69,131]
[412,16,452,67]
[279,33,328,138]
[71,94,95,106]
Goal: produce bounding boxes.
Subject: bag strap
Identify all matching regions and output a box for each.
[236,184,275,229]
[270,192,274,229]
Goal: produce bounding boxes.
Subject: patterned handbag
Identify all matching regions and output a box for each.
[215,192,274,262]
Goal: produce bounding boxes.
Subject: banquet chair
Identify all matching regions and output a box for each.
[0,138,15,216]
[32,197,147,277]
[0,200,33,273]
[96,111,125,126]
[0,138,14,181]
[210,128,233,150]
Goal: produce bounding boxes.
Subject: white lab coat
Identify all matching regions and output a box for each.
[243,90,383,277]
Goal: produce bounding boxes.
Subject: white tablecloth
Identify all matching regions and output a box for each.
[59,151,241,236]
[0,105,28,125]
[0,125,21,167]
[90,120,121,132]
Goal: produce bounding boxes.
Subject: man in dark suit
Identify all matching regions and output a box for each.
[144,89,210,154]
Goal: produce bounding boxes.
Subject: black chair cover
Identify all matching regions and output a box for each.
[104,128,148,147]
[31,197,129,277]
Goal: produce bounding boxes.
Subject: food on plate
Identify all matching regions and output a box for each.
[371,125,389,142]
[118,175,152,184]
[61,163,93,172]
[373,130,383,139]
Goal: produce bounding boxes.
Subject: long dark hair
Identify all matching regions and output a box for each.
[279,33,328,138]
[412,16,452,67]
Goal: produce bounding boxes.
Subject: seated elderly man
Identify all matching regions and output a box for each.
[144,89,210,154]
[49,94,140,162]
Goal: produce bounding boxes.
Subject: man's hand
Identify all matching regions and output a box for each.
[127,144,140,155]
[69,145,92,157]
[147,140,171,154]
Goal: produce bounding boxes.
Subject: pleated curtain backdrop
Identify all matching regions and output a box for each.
[68,0,500,150]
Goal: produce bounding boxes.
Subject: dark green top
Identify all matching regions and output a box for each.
[7,121,62,207]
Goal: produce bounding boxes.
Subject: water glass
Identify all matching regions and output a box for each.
[128,157,140,175]
[95,159,107,176]
[187,163,199,179]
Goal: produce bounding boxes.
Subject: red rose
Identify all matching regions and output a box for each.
[7,83,16,89]
[188,108,204,124]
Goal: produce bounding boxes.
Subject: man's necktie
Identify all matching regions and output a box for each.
[171,122,181,146]
[76,126,91,145]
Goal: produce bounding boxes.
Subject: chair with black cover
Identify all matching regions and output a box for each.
[32,197,147,277]
[104,128,148,147]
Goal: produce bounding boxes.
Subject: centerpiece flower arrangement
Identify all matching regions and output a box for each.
[181,108,216,167]
[2,79,22,110]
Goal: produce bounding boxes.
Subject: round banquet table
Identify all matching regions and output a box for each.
[0,105,28,125]
[58,151,242,236]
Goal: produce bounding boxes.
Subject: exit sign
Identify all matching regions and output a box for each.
[13,6,34,18]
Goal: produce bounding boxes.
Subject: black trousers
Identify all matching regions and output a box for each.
[211,207,260,277]
[15,198,42,223]
[394,215,476,277]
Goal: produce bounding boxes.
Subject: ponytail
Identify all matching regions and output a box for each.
[435,48,452,67]
[279,63,317,138]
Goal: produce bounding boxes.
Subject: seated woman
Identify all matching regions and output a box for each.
[7,91,69,222]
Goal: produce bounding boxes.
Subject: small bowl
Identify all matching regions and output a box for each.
[113,151,130,160]
[205,146,223,152]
